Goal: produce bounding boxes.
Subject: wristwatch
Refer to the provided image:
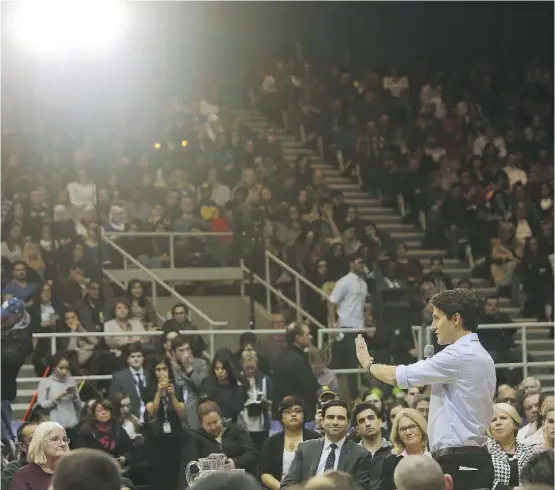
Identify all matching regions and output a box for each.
[365,360,374,373]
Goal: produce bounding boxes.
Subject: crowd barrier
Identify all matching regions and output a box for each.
[19,323,553,384]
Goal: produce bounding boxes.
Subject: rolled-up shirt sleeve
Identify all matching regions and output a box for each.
[395,347,463,389]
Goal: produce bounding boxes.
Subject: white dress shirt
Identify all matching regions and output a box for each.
[395,333,496,453]
[316,437,346,476]
[517,424,545,446]
[329,272,367,328]
[130,367,146,422]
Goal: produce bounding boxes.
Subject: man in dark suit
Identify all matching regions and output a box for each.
[108,343,150,419]
[280,400,372,490]
[272,322,319,425]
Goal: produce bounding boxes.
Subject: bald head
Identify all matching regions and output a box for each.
[394,455,452,490]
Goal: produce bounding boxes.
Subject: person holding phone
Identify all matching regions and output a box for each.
[37,353,83,447]
[142,356,186,490]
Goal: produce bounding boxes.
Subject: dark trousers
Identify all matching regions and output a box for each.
[434,449,494,490]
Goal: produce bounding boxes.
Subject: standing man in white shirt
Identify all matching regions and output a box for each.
[355,288,496,490]
[328,256,368,401]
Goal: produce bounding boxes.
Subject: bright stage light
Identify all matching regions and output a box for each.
[11,0,127,54]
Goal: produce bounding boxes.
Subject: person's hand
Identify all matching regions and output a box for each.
[158,381,168,394]
[224,458,236,470]
[166,384,175,396]
[41,319,56,328]
[355,334,374,370]
[315,409,323,429]
[117,456,126,467]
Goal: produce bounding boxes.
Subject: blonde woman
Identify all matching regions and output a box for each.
[540,396,554,450]
[22,242,46,280]
[10,421,70,490]
[379,408,428,490]
[487,403,539,488]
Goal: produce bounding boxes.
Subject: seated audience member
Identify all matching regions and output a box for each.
[519,377,542,395]
[112,394,143,443]
[518,390,544,446]
[260,396,320,490]
[520,450,554,488]
[540,397,554,450]
[379,408,429,490]
[421,256,453,292]
[103,299,146,358]
[200,349,247,423]
[1,422,38,490]
[10,422,70,490]
[51,448,127,490]
[3,261,38,304]
[304,471,356,490]
[77,399,133,471]
[169,335,208,430]
[280,399,372,490]
[28,282,65,376]
[37,354,82,444]
[63,309,99,370]
[308,347,338,395]
[487,403,539,489]
[391,243,422,287]
[193,400,259,476]
[352,402,392,490]
[142,356,185,490]
[393,455,453,490]
[108,343,150,421]
[1,223,24,263]
[240,350,273,452]
[411,395,430,422]
[125,280,159,331]
[234,332,271,375]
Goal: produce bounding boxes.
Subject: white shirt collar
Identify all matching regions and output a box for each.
[129,367,144,376]
[323,436,346,452]
[401,448,430,457]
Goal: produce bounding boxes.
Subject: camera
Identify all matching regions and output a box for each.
[317,386,338,411]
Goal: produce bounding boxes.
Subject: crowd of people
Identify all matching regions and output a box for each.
[1,318,554,490]
[0,21,554,490]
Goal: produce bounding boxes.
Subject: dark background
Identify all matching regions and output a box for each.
[2,2,553,111]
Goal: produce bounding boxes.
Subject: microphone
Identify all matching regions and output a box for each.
[424,344,434,359]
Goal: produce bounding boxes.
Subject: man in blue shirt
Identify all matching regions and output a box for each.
[356,288,495,490]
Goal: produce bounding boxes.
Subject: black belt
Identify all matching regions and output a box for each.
[432,446,488,459]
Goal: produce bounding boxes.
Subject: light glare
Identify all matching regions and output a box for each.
[12,0,126,54]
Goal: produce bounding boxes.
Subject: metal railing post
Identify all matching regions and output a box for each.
[169,234,175,269]
[123,254,128,286]
[239,259,245,298]
[51,336,57,356]
[417,326,423,360]
[425,326,432,349]
[264,252,271,312]
[521,324,528,379]
[209,327,215,359]
[152,280,157,312]
[295,276,301,322]
[317,329,323,349]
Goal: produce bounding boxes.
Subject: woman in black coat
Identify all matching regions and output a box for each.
[260,396,320,490]
[78,399,134,469]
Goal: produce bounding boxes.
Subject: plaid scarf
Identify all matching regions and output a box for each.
[95,423,116,452]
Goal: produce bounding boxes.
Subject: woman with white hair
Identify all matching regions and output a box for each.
[487,402,539,489]
[10,422,69,490]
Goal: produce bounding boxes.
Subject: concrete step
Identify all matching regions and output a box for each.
[328,183,363,191]
[375,223,415,231]
[390,231,424,239]
[361,214,402,224]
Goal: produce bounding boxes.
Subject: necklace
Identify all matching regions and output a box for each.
[285,435,302,451]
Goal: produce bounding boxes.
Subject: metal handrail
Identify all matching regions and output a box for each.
[240,261,327,332]
[265,250,329,301]
[101,268,165,324]
[23,323,554,382]
[103,230,233,269]
[101,234,227,356]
